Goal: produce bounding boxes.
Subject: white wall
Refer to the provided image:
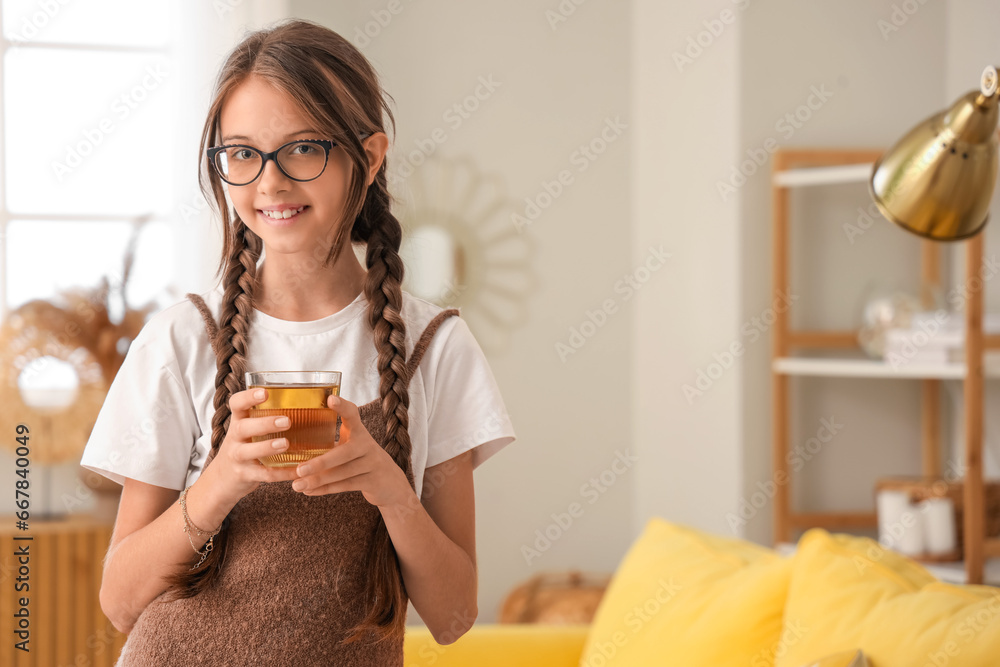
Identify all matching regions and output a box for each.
[631,0,744,536]
[289,0,636,623]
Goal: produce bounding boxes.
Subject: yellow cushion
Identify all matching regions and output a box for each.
[403,623,589,667]
[579,517,793,666]
[797,649,868,667]
[776,528,1000,667]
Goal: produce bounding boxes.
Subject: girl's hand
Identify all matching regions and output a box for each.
[210,387,300,503]
[291,394,412,508]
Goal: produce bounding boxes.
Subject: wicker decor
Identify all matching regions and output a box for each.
[498,571,611,625]
[0,222,157,468]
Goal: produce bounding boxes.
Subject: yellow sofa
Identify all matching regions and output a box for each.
[405,623,589,666]
[404,518,1000,667]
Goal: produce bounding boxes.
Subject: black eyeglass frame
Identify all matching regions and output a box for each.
[207,131,374,186]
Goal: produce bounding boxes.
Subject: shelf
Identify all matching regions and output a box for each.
[770,147,993,584]
[772,163,873,188]
[777,541,1000,585]
[773,352,1000,380]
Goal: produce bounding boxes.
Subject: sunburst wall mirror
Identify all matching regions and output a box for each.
[390,154,536,354]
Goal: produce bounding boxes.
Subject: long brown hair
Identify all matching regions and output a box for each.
[160,18,412,644]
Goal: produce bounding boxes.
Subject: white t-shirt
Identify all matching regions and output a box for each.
[79,283,516,498]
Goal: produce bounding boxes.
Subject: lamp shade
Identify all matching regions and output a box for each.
[870,65,1000,241]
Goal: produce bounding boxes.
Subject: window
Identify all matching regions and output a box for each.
[1,0,177,320]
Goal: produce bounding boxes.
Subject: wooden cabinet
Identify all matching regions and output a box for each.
[0,514,126,666]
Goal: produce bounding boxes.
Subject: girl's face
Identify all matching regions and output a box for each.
[217,75,375,260]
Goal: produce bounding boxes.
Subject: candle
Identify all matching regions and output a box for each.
[920,497,956,556]
[877,489,924,556]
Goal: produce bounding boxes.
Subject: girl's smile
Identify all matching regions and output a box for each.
[257,204,310,226]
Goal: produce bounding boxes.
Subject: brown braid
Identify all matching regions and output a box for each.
[156,18,416,644]
[160,215,262,597]
[341,167,414,645]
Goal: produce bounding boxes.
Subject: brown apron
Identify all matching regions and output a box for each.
[115,293,458,666]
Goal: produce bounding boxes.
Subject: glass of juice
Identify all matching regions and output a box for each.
[244,371,341,467]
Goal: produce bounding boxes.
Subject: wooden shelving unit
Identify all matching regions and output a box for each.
[771,147,1000,585]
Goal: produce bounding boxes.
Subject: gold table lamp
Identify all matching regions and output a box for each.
[870,65,999,241]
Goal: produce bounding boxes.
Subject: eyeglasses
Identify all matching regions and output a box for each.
[207,132,373,186]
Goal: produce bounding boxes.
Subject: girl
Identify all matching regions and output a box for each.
[80,18,516,666]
